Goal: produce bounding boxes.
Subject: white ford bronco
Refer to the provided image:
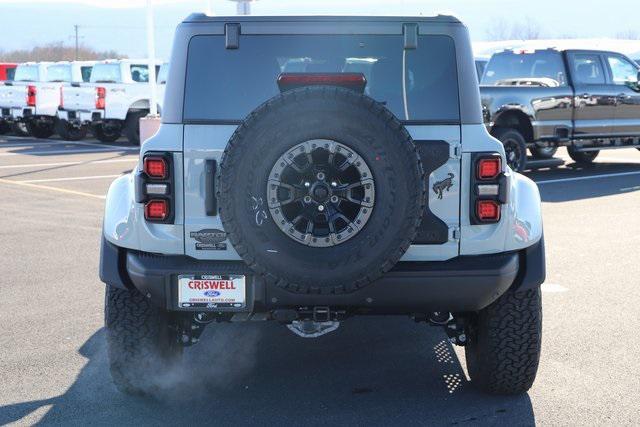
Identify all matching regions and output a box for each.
[58,59,167,145]
[100,15,545,396]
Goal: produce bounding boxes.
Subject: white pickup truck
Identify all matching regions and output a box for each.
[58,59,167,144]
[0,61,94,138]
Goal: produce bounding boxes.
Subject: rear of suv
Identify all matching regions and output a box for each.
[100,15,545,396]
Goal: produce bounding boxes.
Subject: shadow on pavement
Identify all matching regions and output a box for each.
[529,162,640,203]
[0,318,534,426]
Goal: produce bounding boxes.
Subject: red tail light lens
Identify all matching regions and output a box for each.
[476,200,501,222]
[277,73,367,93]
[143,157,167,179]
[144,199,168,221]
[96,86,106,109]
[477,158,501,180]
[27,85,37,107]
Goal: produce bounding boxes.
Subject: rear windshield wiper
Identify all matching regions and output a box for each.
[94,80,117,83]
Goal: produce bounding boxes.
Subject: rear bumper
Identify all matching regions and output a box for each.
[100,238,545,314]
[0,106,34,121]
[100,236,545,314]
[58,109,104,124]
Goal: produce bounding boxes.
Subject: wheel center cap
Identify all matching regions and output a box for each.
[312,183,330,201]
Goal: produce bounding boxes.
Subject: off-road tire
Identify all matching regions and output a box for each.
[465,287,542,395]
[529,146,557,159]
[11,121,29,136]
[93,123,121,143]
[218,86,426,295]
[57,121,88,141]
[494,128,527,172]
[105,285,182,395]
[124,110,147,145]
[567,147,599,164]
[25,120,55,139]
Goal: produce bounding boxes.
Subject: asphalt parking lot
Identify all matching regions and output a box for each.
[1,135,639,426]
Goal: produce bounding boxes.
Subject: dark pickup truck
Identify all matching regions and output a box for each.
[480,48,640,171]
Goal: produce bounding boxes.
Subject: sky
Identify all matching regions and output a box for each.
[0,0,638,59]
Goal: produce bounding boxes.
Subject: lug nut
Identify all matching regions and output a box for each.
[331,181,337,187]
[304,182,310,188]
[304,196,312,203]
[318,205,325,212]
[317,172,325,180]
[330,195,339,203]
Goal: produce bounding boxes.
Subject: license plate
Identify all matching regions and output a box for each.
[178,274,246,309]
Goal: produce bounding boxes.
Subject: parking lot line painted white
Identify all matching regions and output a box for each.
[20,174,122,183]
[0,158,138,169]
[0,148,138,156]
[0,177,106,200]
[536,171,640,185]
[0,141,63,148]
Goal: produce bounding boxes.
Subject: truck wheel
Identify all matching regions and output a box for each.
[11,122,29,137]
[57,121,88,141]
[26,121,55,139]
[218,86,426,295]
[93,124,122,143]
[124,110,147,145]
[105,285,182,395]
[494,128,527,172]
[567,147,599,164]
[465,287,542,395]
[529,146,557,159]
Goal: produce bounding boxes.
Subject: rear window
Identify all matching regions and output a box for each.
[91,64,121,83]
[482,50,567,86]
[131,64,149,82]
[80,66,92,82]
[14,65,39,82]
[157,64,169,84]
[184,34,460,123]
[6,67,16,81]
[46,64,72,82]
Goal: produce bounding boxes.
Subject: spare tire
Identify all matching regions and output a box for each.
[218,86,426,294]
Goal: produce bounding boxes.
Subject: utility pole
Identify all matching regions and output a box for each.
[230,0,256,15]
[74,25,79,60]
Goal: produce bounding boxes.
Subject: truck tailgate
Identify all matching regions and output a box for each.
[63,84,96,112]
[0,83,27,109]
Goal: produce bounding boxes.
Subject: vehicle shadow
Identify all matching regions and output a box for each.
[0,318,535,426]
[528,162,640,203]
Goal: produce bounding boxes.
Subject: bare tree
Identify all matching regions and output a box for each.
[615,30,640,40]
[0,42,125,62]
[485,16,543,41]
[485,17,511,41]
[512,17,542,40]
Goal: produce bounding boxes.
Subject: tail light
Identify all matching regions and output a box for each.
[27,85,37,107]
[277,73,367,93]
[476,200,501,222]
[143,157,167,179]
[96,86,106,109]
[471,154,507,224]
[145,199,169,221]
[477,157,501,180]
[136,153,173,223]
[59,86,64,109]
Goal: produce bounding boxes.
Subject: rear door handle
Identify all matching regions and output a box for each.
[205,159,217,216]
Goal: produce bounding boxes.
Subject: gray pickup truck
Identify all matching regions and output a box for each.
[481,48,640,171]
